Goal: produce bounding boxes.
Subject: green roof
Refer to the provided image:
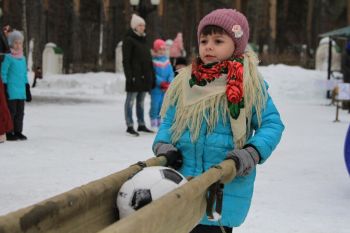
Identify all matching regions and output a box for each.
[53,46,63,54]
[319,26,350,39]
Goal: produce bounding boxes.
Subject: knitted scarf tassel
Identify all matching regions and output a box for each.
[160,48,267,148]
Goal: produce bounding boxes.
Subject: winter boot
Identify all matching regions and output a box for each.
[15,132,27,140]
[151,119,158,128]
[157,118,162,127]
[137,125,154,133]
[126,127,140,137]
[6,132,18,141]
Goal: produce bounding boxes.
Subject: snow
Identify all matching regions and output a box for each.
[0,65,349,232]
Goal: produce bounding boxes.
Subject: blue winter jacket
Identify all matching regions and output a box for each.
[151,55,174,95]
[1,54,28,100]
[153,90,284,227]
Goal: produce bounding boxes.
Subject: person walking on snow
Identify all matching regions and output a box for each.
[152,9,284,233]
[122,14,154,136]
[1,30,31,141]
[150,39,174,129]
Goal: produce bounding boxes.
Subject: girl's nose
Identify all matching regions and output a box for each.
[205,43,213,51]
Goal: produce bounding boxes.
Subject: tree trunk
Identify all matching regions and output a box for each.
[348,0,350,25]
[98,0,109,69]
[158,0,163,16]
[123,0,131,30]
[43,0,49,43]
[306,0,314,52]
[71,0,82,73]
[235,0,242,11]
[22,0,29,57]
[269,0,277,53]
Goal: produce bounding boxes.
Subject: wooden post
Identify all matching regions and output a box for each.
[334,100,340,122]
[327,38,333,98]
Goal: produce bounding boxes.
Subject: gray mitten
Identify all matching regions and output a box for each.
[226,147,260,176]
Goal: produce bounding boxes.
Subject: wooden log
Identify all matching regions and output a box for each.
[0,157,166,233]
[97,160,236,233]
[0,157,236,233]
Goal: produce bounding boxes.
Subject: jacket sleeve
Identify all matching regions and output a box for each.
[122,37,133,81]
[152,105,176,153]
[167,63,175,83]
[154,69,164,87]
[245,93,285,164]
[1,55,10,84]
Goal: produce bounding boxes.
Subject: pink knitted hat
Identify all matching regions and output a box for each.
[153,39,166,51]
[197,9,249,56]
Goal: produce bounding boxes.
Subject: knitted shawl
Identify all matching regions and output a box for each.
[160,48,267,149]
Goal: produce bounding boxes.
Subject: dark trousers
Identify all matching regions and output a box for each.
[32,77,37,88]
[7,99,25,133]
[190,224,232,233]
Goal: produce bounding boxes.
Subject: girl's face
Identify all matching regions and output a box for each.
[154,47,166,56]
[199,32,235,64]
[135,24,146,34]
[12,40,23,51]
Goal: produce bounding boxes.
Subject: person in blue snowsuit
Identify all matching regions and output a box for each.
[152,9,284,233]
[150,39,174,128]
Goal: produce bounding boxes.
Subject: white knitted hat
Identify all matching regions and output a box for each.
[130,14,146,29]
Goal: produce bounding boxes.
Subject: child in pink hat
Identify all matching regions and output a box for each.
[153,8,284,233]
[150,39,174,129]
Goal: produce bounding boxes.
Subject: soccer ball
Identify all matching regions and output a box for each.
[117,166,187,218]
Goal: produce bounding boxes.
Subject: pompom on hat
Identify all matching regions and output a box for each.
[153,39,166,51]
[7,30,24,47]
[197,8,249,56]
[130,14,146,29]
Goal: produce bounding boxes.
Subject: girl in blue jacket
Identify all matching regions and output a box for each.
[1,30,31,141]
[150,39,174,128]
[153,9,284,233]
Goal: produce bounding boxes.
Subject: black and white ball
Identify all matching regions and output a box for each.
[117,166,187,218]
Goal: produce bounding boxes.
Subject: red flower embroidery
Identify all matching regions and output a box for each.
[190,57,245,118]
[226,82,242,103]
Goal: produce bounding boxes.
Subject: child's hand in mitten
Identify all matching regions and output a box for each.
[3,84,9,99]
[25,84,32,102]
[160,82,170,91]
[154,142,183,170]
[226,147,260,176]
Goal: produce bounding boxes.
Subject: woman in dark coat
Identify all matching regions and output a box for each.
[0,25,13,142]
[122,14,154,136]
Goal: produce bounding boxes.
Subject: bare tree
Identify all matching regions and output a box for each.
[269,0,277,52]
[71,0,81,72]
[235,0,242,11]
[21,0,28,57]
[306,0,314,50]
[348,0,350,25]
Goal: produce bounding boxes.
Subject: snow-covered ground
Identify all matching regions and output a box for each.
[0,65,349,233]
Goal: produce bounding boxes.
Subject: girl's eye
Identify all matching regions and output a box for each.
[200,39,207,44]
[215,39,223,44]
